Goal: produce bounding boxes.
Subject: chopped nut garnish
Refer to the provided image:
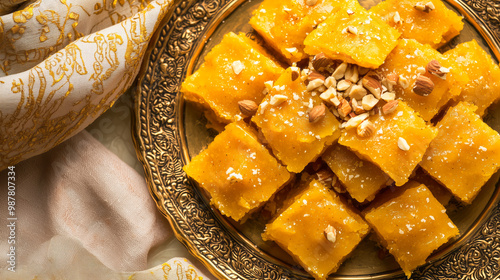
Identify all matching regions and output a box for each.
[324,76,337,88]
[285,47,298,54]
[331,95,341,107]
[398,75,409,89]
[386,72,399,86]
[264,80,274,91]
[357,120,375,137]
[414,1,435,12]
[344,25,358,35]
[346,8,355,15]
[333,62,348,80]
[351,98,365,114]
[358,66,370,76]
[417,66,426,75]
[308,71,326,82]
[338,99,352,118]
[413,75,434,96]
[362,94,379,110]
[427,59,449,79]
[382,100,399,114]
[307,78,325,91]
[324,225,337,243]
[343,112,369,129]
[337,79,352,91]
[316,169,335,185]
[259,100,269,114]
[306,0,318,6]
[309,103,326,123]
[345,64,359,83]
[312,53,334,71]
[320,87,337,103]
[362,75,382,99]
[270,94,288,106]
[349,85,368,100]
[231,60,245,75]
[398,137,411,151]
[393,11,401,24]
[381,91,396,102]
[238,100,258,116]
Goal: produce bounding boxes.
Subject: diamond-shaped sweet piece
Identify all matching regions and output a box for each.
[263,179,370,279]
[322,144,390,203]
[339,101,438,186]
[370,0,463,48]
[364,182,459,278]
[420,102,500,203]
[252,68,341,173]
[303,0,400,68]
[249,0,344,63]
[183,122,292,221]
[376,39,467,121]
[443,40,500,117]
[181,32,283,124]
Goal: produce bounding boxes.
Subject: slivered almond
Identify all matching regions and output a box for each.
[238,100,258,116]
[309,104,326,123]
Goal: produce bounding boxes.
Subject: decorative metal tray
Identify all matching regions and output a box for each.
[134,0,500,279]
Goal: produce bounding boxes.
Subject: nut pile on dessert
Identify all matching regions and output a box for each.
[180,0,500,279]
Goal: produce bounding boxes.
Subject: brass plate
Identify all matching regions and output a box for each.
[134,0,500,279]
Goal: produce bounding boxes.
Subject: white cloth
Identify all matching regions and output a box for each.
[0,130,212,279]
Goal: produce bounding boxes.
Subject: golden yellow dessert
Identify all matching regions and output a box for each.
[304,0,400,68]
[252,68,341,173]
[420,102,500,203]
[376,39,466,121]
[444,40,500,116]
[183,122,292,221]
[370,0,463,48]
[364,183,459,278]
[181,32,283,124]
[249,0,345,63]
[263,179,370,280]
[322,143,390,203]
[339,101,438,186]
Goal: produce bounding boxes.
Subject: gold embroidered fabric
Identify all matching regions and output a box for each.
[0,0,171,170]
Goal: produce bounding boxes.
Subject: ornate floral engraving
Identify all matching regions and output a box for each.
[135,0,500,279]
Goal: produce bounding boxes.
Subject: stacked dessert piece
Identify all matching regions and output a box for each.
[181,0,500,279]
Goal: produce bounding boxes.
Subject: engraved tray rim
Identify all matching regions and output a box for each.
[133,0,500,279]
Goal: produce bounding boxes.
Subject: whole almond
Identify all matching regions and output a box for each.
[426,59,449,79]
[382,100,399,114]
[309,103,326,123]
[413,75,434,96]
[312,53,334,71]
[238,100,258,116]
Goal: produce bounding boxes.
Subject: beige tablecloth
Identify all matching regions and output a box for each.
[0,0,213,279]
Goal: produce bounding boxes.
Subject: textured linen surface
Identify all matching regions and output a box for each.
[0,0,171,170]
[0,0,213,279]
[0,131,211,279]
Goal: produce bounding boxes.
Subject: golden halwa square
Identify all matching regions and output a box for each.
[304,0,400,68]
[181,32,283,124]
[263,179,370,280]
[339,101,438,186]
[183,122,292,221]
[249,0,345,63]
[322,144,390,203]
[444,40,500,116]
[364,183,459,278]
[377,39,466,121]
[252,68,341,173]
[420,102,500,203]
[370,0,463,48]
